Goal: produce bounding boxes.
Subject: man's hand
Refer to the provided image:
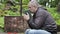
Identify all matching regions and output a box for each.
[23,13,30,21]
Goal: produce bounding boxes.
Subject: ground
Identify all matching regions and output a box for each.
[57,32,60,34]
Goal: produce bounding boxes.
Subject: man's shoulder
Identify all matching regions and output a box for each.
[38,7,47,12]
[37,7,47,14]
[36,7,50,17]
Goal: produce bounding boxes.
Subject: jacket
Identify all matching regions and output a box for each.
[28,7,57,34]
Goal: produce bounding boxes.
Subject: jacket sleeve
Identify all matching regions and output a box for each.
[28,10,46,29]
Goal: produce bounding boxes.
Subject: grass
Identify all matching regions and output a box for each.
[0,17,4,32]
[0,17,4,28]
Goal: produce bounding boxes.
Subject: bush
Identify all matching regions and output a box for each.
[47,8,60,25]
[0,5,20,17]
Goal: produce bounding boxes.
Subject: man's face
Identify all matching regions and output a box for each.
[28,5,35,13]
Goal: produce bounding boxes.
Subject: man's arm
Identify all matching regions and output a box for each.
[28,11,46,29]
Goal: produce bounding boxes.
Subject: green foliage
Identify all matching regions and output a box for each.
[0,10,20,17]
[0,3,5,9]
[47,8,60,25]
[0,17,4,28]
[4,10,20,16]
[38,0,60,7]
[0,5,20,17]
[22,0,29,5]
[22,5,28,10]
[38,0,48,6]
[0,17,4,32]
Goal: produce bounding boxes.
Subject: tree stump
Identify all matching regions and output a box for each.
[4,16,30,33]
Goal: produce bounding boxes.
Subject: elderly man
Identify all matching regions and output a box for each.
[23,1,57,34]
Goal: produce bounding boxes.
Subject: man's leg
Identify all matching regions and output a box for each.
[25,29,51,34]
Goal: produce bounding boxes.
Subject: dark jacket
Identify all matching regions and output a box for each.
[28,7,57,34]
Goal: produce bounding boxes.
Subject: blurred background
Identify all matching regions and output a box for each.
[0,0,60,32]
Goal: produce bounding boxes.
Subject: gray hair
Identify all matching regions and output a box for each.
[28,0,41,8]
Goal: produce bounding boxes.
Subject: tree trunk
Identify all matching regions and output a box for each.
[4,16,30,33]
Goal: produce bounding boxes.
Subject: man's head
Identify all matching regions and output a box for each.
[28,0,40,13]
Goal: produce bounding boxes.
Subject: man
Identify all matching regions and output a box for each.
[23,1,57,34]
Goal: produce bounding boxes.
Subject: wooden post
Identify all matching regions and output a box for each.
[20,0,22,16]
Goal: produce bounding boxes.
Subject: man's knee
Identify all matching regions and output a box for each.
[25,29,51,34]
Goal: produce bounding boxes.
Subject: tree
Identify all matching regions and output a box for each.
[38,0,60,7]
